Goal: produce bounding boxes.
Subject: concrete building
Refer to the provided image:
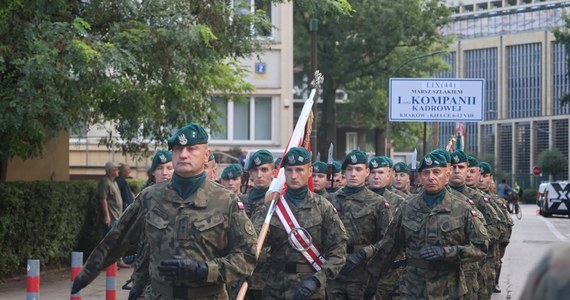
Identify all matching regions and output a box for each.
[69,2,294,179]
[436,0,570,186]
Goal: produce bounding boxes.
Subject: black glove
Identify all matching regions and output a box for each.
[71,273,89,295]
[158,256,208,282]
[363,286,377,300]
[293,276,320,300]
[391,258,407,269]
[419,246,445,261]
[339,248,366,275]
[128,287,143,300]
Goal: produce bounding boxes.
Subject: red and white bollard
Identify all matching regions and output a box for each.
[105,263,117,300]
[70,252,83,300]
[27,259,40,300]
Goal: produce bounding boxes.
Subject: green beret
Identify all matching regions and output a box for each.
[283,147,311,166]
[418,152,448,171]
[331,161,342,173]
[312,161,328,174]
[150,150,172,172]
[431,148,451,163]
[479,162,492,174]
[208,152,215,161]
[393,162,411,175]
[450,150,468,164]
[167,123,209,149]
[467,155,479,167]
[221,164,243,180]
[369,156,392,169]
[342,150,368,170]
[249,149,274,169]
[274,157,282,168]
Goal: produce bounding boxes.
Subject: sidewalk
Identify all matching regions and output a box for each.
[0,266,132,299]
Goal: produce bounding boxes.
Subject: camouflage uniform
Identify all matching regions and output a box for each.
[367,190,490,299]
[253,191,348,299]
[326,187,391,299]
[75,179,258,300]
[314,189,328,198]
[391,186,411,198]
[451,185,501,300]
[520,243,570,300]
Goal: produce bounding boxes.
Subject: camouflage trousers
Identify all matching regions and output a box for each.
[327,280,368,299]
[144,285,229,300]
[464,269,479,300]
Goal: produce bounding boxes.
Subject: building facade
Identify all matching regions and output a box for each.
[436,0,570,187]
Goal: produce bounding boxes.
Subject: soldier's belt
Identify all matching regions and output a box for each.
[283,262,314,274]
[407,258,457,271]
[151,280,225,298]
[347,244,365,254]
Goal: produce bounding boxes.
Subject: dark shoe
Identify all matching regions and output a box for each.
[494,284,501,293]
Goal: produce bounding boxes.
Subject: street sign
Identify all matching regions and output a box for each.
[389,78,485,122]
[533,166,542,176]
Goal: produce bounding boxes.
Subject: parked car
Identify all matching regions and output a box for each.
[537,181,570,218]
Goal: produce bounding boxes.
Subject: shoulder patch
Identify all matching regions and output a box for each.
[471,210,478,217]
[468,199,475,206]
[237,202,245,210]
[332,206,338,214]
[244,219,256,236]
[384,202,391,209]
[483,197,490,203]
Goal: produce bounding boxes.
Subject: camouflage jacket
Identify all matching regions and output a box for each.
[75,179,258,299]
[392,187,412,198]
[383,188,406,216]
[327,187,391,282]
[367,189,489,299]
[253,190,348,299]
[453,185,502,244]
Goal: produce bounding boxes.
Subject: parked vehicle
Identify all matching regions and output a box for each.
[537,181,570,218]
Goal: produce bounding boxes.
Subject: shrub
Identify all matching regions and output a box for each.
[523,188,537,204]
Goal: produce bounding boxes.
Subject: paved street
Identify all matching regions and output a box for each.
[0,204,569,299]
[492,204,570,300]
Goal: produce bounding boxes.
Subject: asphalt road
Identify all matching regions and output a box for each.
[492,204,570,300]
[1,204,569,299]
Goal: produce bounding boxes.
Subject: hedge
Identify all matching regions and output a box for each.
[0,179,143,281]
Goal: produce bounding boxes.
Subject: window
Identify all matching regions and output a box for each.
[211,96,273,142]
[346,132,357,154]
[233,0,273,37]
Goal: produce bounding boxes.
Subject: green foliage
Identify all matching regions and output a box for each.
[538,149,568,181]
[523,188,537,204]
[294,0,452,155]
[0,181,102,280]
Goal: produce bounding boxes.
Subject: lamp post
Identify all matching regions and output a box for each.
[386,50,447,158]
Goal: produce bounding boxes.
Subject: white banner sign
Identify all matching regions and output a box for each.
[389,78,485,122]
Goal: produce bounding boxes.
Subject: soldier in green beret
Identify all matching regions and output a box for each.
[366,156,406,299]
[234,149,274,299]
[326,161,343,193]
[448,150,503,300]
[204,152,218,181]
[312,161,329,197]
[326,150,391,299]
[71,123,258,300]
[365,152,489,300]
[220,163,244,199]
[144,150,174,188]
[392,161,412,196]
[274,157,282,169]
[252,147,348,300]
[476,161,513,295]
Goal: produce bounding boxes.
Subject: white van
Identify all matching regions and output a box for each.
[537,181,570,218]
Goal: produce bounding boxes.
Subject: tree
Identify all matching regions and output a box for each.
[0,0,351,181]
[538,149,568,181]
[294,0,452,156]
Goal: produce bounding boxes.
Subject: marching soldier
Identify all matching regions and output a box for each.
[204,152,218,181]
[392,161,412,196]
[326,161,342,193]
[367,156,406,213]
[252,147,347,299]
[220,163,244,199]
[325,150,391,299]
[312,161,329,197]
[448,151,502,300]
[365,152,489,300]
[236,149,275,299]
[71,123,258,299]
[477,161,513,294]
